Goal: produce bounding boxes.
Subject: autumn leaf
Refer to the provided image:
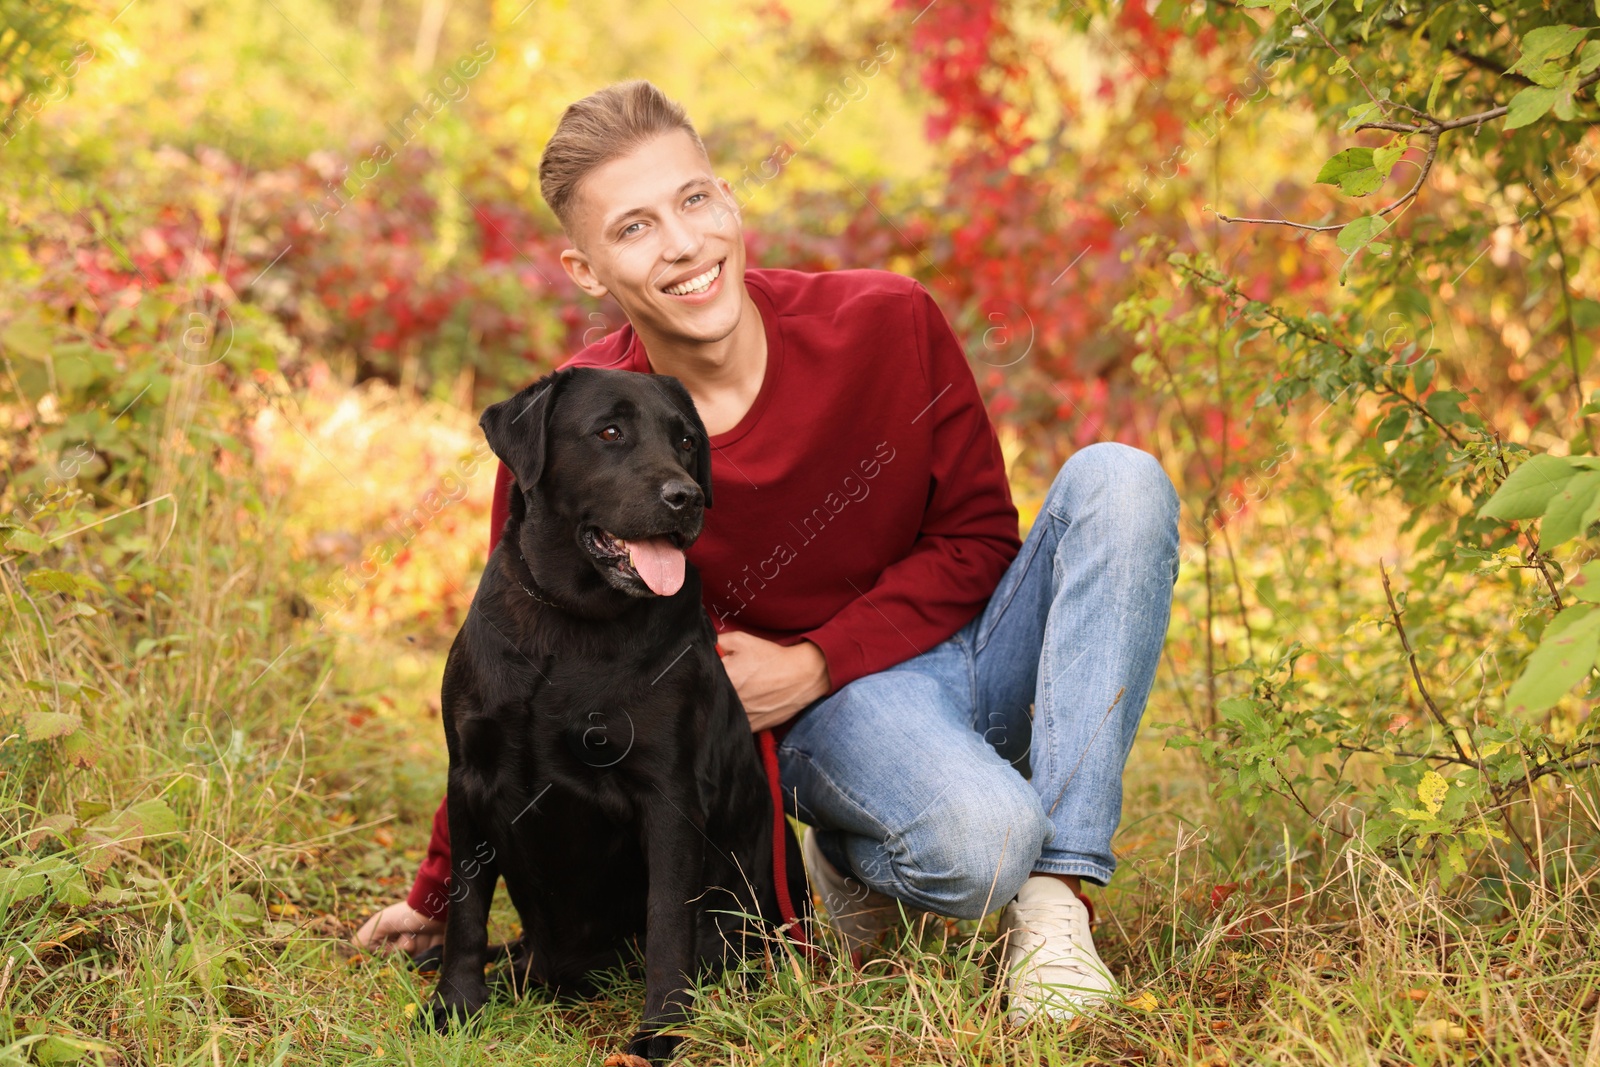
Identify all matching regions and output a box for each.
[1124,990,1160,1011]
[1414,1019,1469,1044]
[24,711,83,741]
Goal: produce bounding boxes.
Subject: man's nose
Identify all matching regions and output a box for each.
[657,220,703,270]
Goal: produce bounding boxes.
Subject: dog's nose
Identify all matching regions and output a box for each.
[660,479,703,511]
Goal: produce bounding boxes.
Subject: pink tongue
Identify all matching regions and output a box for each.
[624,536,686,596]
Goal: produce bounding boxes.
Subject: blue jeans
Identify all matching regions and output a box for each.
[778,443,1180,920]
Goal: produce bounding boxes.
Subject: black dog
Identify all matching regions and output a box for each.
[425,367,784,1063]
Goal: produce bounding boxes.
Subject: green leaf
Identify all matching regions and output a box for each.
[1505,606,1600,715]
[0,315,52,362]
[1423,390,1465,424]
[59,730,101,770]
[1479,455,1580,520]
[25,569,82,597]
[1505,85,1559,129]
[1569,562,1600,603]
[1315,145,1403,197]
[120,798,180,838]
[1425,68,1446,114]
[1344,100,1383,129]
[1336,215,1389,255]
[1373,140,1407,178]
[1553,70,1582,120]
[1579,39,1600,75]
[2,529,50,554]
[1218,697,1271,743]
[1375,406,1411,445]
[1439,838,1467,889]
[1527,61,1576,88]
[1538,469,1600,546]
[1316,147,1375,185]
[221,892,263,926]
[1547,604,1597,639]
[26,813,76,850]
[32,1034,119,1064]
[1509,25,1590,76]
[23,712,82,742]
[1413,357,1436,393]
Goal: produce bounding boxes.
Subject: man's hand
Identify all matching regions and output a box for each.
[352,900,445,955]
[717,631,831,732]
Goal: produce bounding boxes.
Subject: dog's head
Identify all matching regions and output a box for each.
[479,367,713,600]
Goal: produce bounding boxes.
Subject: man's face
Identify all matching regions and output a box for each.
[559,130,747,346]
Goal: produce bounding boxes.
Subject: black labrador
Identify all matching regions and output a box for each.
[426,367,783,1062]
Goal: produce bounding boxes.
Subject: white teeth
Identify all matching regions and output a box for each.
[664,261,721,296]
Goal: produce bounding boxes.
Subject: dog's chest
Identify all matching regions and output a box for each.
[526,660,695,781]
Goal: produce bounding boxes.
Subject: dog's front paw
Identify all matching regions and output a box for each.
[624,1028,683,1065]
[418,982,489,1034]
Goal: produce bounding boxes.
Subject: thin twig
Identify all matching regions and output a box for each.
[1380,562,1473,769]
[1217,70,1600,234]
[1217,130,1440,232]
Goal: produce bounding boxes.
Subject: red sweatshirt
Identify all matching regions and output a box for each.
[406,267,1022,919]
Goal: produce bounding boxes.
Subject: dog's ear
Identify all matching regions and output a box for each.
[652,375,714,509]
[479,370,570,492]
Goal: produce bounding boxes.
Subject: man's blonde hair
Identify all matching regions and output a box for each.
[538,80,709,233]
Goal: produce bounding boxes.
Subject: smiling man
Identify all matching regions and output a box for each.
[354,80,1180,1023]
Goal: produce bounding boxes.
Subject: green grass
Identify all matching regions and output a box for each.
[4,385,1599,1066]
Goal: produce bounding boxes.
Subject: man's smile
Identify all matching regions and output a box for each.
[661,259,724,300]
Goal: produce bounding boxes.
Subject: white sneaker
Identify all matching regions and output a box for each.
[801,827,925,959]
[998,875,1116,1024]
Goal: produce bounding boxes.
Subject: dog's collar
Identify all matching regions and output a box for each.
[516,553,561,610]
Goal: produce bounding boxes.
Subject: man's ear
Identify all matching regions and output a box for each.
[479,370,571,491]
[560,246,608,300]
[651,375,714,509]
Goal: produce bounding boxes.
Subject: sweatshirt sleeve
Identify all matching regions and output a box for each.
[405,795,453,920]
[800,283,1021,691]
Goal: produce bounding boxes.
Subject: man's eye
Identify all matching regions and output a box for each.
[620,221,644,237]
[598,426,623,442]
[686,193,706,206]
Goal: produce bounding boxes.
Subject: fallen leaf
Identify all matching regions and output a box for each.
[1124,990,1160,1012]
[26,813,76,850]
[1209,883,1239,909]
[1405,988,1431,1003]
[602,1055,649,1067]
[1414,1019,1469,1044]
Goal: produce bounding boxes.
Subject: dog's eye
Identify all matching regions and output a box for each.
[678,434,694,451]
[597,426,623,442]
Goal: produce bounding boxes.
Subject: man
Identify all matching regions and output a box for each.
[354,79,1180,1022]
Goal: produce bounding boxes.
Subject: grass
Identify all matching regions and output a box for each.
[4,373,1599,1066]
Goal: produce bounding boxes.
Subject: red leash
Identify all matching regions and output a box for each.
[716,642,810,957]
[757,728,811,958]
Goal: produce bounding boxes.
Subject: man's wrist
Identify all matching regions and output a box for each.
[801,639,831,703]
